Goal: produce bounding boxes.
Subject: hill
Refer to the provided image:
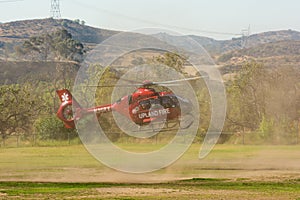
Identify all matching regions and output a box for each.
[0,60,78,84]
[1,18,300,55]
[151,30,300,61]
[216,40,300,70]
[219,40,300,59]
[245,30,300,46]
[0,18,118,45]
[164,29,300,55]
[1,18,300,77]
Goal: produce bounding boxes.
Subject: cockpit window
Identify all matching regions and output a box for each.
[161,96,177,108]
[149,98,160,106]
[170,96,179,104]
[161,96,172,108]
[139,98,161,110]
[139,100,151,110]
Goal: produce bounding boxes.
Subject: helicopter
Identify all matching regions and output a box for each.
[56,77,202,131]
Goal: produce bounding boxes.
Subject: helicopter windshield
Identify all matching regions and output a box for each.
[139,99,151,110]
[139,98,161,110]
[160,96,178,108]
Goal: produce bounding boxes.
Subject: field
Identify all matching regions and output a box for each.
[0,144,299,199]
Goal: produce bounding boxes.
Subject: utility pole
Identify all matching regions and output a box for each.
[51,0,61,19]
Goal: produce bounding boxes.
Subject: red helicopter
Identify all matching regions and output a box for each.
[56,77,200,130]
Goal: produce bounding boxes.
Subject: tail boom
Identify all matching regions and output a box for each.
[56,89,113,129]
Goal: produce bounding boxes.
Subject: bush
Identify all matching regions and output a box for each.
[34,115,77,140]
[258,115,274,142]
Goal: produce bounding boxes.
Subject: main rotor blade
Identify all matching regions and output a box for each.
[82,83,180,87]
[153,76,205,85]
[83,84,141,87]
[81,76,206,88]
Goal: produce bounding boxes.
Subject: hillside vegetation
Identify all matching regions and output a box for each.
[218,40,300,61]
[0,18,117,44]
[0,60,78,84]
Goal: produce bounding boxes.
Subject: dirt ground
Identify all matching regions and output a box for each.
[0,145,299,199]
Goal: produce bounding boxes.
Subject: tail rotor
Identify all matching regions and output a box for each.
[56,89,81,128]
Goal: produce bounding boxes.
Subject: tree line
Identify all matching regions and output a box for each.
[225,63,299,144]
[0,62,299,145]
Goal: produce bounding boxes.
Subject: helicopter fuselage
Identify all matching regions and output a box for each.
[56,87,192,128]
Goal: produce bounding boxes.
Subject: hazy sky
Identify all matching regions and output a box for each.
[0,0,299,40]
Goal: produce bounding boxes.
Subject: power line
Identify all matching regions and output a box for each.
[71,0,242,37]
[0,0,23,3]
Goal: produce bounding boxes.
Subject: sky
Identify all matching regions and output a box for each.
[0,0,300,40]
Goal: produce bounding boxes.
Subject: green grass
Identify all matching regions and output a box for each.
[0,144,300,177]
[0,145,98,168]
[0,179,299,199]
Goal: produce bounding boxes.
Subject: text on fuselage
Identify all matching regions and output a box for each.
[94,106,111,113]
[138,108,170,119]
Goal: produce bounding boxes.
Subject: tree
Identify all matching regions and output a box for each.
[226,62,300,144]
[152,52,187,73]
[73,19,80,24]
[0,84,45,145]
[20,29,85,62]
[226,62,267,132]
[261,66,300,144]
[34,115,77,141]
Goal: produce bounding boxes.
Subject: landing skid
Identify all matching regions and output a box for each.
[179,113,194,129]
[132,114,194,133]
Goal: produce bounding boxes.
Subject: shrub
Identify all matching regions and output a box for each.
[34,115,77,140]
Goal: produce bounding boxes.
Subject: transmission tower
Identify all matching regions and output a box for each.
[241,25,251,49]
[51,0,61,19]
